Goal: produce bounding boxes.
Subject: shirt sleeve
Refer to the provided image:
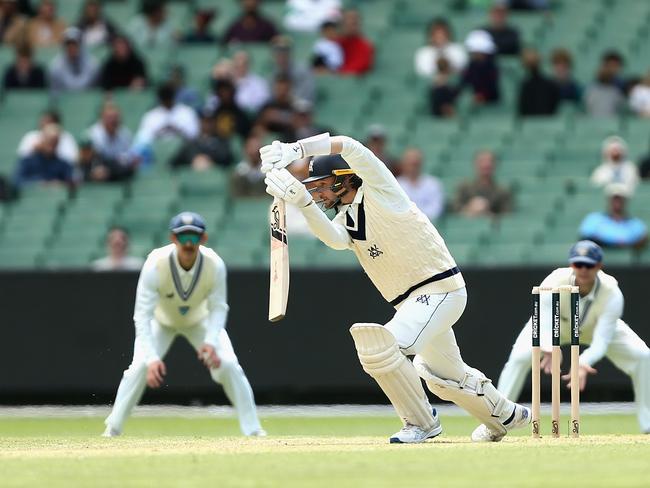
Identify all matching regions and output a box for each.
[580,288,623,366]
[300,203,352,250]
[132,255,161,365]
[203,255,230,348]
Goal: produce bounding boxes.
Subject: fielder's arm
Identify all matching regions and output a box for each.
[204,254,230,348]
[132,256,161,365]
[579,288,623,367]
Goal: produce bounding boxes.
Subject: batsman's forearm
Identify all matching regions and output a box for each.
[300,203,352,250]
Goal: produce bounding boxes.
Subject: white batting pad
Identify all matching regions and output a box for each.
[350,323,435,430]
[413,356,512,436]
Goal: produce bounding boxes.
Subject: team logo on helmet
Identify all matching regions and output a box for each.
[181,213,193,224]
[308,160,314,174]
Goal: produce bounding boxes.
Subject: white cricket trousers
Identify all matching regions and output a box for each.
[105,320,262,435]
[497,319,650,432]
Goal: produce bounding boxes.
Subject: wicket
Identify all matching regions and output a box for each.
[531,285,580,438]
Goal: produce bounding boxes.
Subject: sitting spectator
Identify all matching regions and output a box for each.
[453,150,512,217]
[76,0,115,47]
[18,109,78,163]
[170,112,233,170]
[283,99,329,141]
[365,124,398,174]
[585,64,625,117]
[223,0,278,44]
[49,27,99,92]
[128,0,175,52]
[14,123,74,188]
[517,48,559,116]
[550,48,581,104]
[181,8,216,44]
[284,0,341,32]
[133,83,199,148]
[232,50,270,113]
[0,0,28,46]
[312,21,343,72]
[204,78,251,139]
[100,35,147,91]
[591,136,639,195]
[230,135,266,197]
[87,103,138,168]
[92,227,144,271]
[396,148,444,221]
[629,71,650,118]
[600,50,626,93]
[579,183,647,248]
[459,30,500,105]
[76,139,135,183]
[337,9,373,75]
[414,17,467,79]
[482,3,520,56]
[26,0,66,48]
[167,64,201,112]
[272,35,315,103]
[429,58,456,117]
[256,75,296,136]
[3,43,46,89]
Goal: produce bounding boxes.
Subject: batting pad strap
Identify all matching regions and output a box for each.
[350,324,435,430]
[298,132,331,157]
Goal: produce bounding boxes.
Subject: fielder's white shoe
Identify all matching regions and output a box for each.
[471,404,531,442]
[389,408,443,444]
[249,429,268,437]
[101,425,121,438]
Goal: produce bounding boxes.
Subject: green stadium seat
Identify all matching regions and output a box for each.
[0,248,38,268]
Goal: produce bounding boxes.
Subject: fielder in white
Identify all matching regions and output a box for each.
[260,133,530,443]
[103,212,264,437]
[498,240,650,433]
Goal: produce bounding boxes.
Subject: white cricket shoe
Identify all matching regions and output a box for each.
[249,429,268,437]
[101,425,121,438]
[471,404,531,442]
[389,409,443,444]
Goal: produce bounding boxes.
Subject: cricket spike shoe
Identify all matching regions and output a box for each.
[389,408,443,444]
[471,403,531,442]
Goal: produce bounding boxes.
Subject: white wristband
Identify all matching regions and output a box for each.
[298,132,331,157]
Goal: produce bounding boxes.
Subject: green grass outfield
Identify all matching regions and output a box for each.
[1,414,649,488]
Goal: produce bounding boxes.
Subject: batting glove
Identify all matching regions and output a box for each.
[265,168,313,207]
[260,140,304,174]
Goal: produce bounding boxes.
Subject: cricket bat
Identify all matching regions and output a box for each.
[268,197,289,322]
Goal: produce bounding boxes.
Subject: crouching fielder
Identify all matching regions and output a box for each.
[103,212,264,437]
[498,240,650,433]
[261,133,530,443]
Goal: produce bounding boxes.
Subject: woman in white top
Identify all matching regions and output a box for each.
[414,17,468,79]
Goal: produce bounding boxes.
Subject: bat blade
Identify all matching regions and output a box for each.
[268,198,289,322]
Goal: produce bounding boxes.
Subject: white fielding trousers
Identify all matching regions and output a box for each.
[497,319,650,432]
[105,320,262,435]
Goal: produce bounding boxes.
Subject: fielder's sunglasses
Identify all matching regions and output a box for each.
[176,232,202,245]
[573,262,596,269]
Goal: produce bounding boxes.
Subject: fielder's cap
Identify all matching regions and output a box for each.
[569,240,603,265]
[302,155,354,184]
[465,30,496,55]
[169,212,206,234]
[605,182,632,198]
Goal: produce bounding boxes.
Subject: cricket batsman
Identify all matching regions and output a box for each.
[103,212,265,437]
[261,133,530,443]
[497,240,650,433]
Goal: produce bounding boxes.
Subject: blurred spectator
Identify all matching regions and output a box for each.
[223,0,278,44]
[230,135,266,197]
[76,139,135,183]
[337,9,373,75]
[76,0,115,47]
[14,123,74,188]
[283,99,329,141]
[453,150,512,217]
[459,30,500,105]
[205,78,251,139]
[0,0,28,46]
[509,0,550,9]
[600,50,626,93]
[639,152,650,179]
[585,64,625,118]
[170,112,233,170]
[87,103,137,168]
[272,35,315,103]
[167,64,201,112]
[26,0,66,48]
[396,148,444,221]
[256,75,296,135]
[550,48,581,105]
[591,136,639,195]
[100,35,147,91]
[181,8,217,44]
[18,109,78,163]
[429,58,456,117]
[128,0,175,51]
[3,43,46,89]
[579,183,647,249]
[517,48,559,116]
[134,83,199,147]
[284,0,341,32]
[414,17,467,79]
[49,27,99,92]
[92,227,144,271]
[629,71,650,118]
[482,3,520,56]
[232,50,270,113]
[365,124,398,174]
[312,21,343,72]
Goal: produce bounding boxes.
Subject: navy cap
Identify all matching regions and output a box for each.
[302,155,353,184]
[169,212,206,234]
[569,240,603,265]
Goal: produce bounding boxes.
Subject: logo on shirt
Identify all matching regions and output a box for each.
[416,294,431,306]
[179,306,190,315]
[368,244,383,259]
